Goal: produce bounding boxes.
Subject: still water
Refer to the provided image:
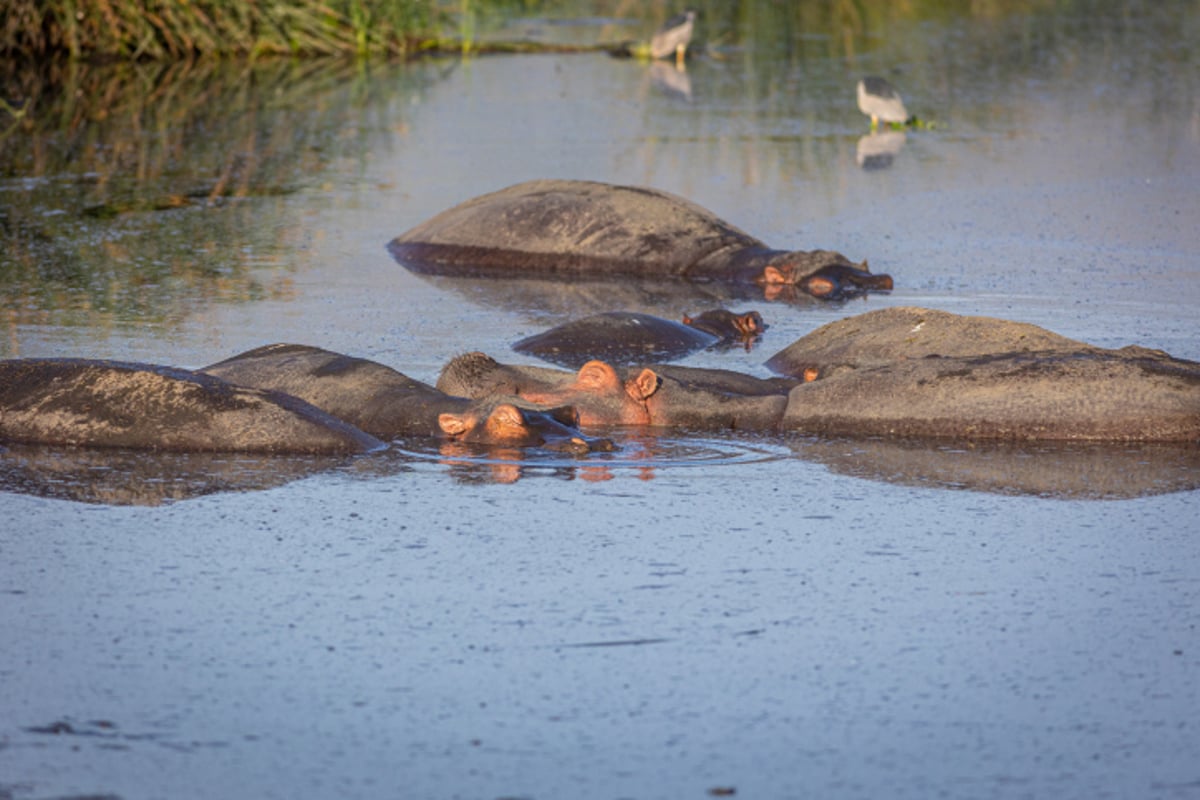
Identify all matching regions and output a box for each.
[2,2,1199,798]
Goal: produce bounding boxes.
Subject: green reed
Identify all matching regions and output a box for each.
[1,0,444,59]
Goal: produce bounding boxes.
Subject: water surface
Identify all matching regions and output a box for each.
[2,2,1199,798]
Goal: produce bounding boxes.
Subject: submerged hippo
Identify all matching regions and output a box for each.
[0,358,382,454]
[439,305,1200,442]
[203,343,613,454]
[511,309,765,368]
[438,352,796,431]
[682,309,766,341]
[388,180,893,300]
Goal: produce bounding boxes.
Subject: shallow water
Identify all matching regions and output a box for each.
[2,2,1199,798]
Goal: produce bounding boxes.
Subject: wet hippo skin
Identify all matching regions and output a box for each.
[0,358,383,454]
[439,304,1200,442]
[771,307,1200,441]
[765,306,1090,380]
[388,180,893,300]
[511,309,766,368]
[203,343,613,453]
[781,347,1200,441]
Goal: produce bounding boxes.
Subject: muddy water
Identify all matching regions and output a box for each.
[2,3,1199,799]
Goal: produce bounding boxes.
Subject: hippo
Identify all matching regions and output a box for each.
[0,358,383,454]
[682,309,766,341]
[387,180,893,300]
[780,347,1200,442]
[439,306,1200,442]
[768,307,1200,441]
[437,352,796,432]
[203,343,614,454]
[511,309,765,368]
[765,306,1090,380]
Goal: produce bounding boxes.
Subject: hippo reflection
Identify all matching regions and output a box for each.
[0,443,365,505]
[388,179,893,300]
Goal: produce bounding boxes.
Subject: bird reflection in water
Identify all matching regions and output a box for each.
[856,129,907,170]
[649,60,692,101]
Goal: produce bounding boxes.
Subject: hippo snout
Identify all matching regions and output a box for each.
[803,263,895,298]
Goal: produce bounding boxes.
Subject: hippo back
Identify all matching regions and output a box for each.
[0,358,382,454]
[766,307,1090,380]
[203,344,447,439]
[388,179,761,278]
[512,312,719,368]
[782,349,1200,442]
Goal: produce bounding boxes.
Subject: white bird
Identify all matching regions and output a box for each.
[857,76,910,130]
[650,10,696,68]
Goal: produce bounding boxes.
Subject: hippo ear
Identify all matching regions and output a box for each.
[577,360,620,390]
[738,312,764,334]
[761,265,790,285]
[626,368,661,402]
[438,413,469,437]
[488,403,524,430]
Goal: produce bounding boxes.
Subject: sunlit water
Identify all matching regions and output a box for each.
[2,3,1199,798]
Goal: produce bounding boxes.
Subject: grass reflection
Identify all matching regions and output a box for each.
[1,58,426,341]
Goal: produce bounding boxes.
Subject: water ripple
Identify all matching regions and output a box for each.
[387,431,794,474]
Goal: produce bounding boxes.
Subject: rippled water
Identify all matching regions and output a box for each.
[2,2,1199,798]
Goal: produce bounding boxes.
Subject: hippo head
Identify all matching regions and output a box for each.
[682,309,767,342]
[760,251,894,299]
[437,398,615,454]
[514,362,659,428]
[438,353,791,431]
[438,353,656,429]
[502,360,790,432]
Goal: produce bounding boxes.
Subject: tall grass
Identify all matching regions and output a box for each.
[0,0,444,59]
